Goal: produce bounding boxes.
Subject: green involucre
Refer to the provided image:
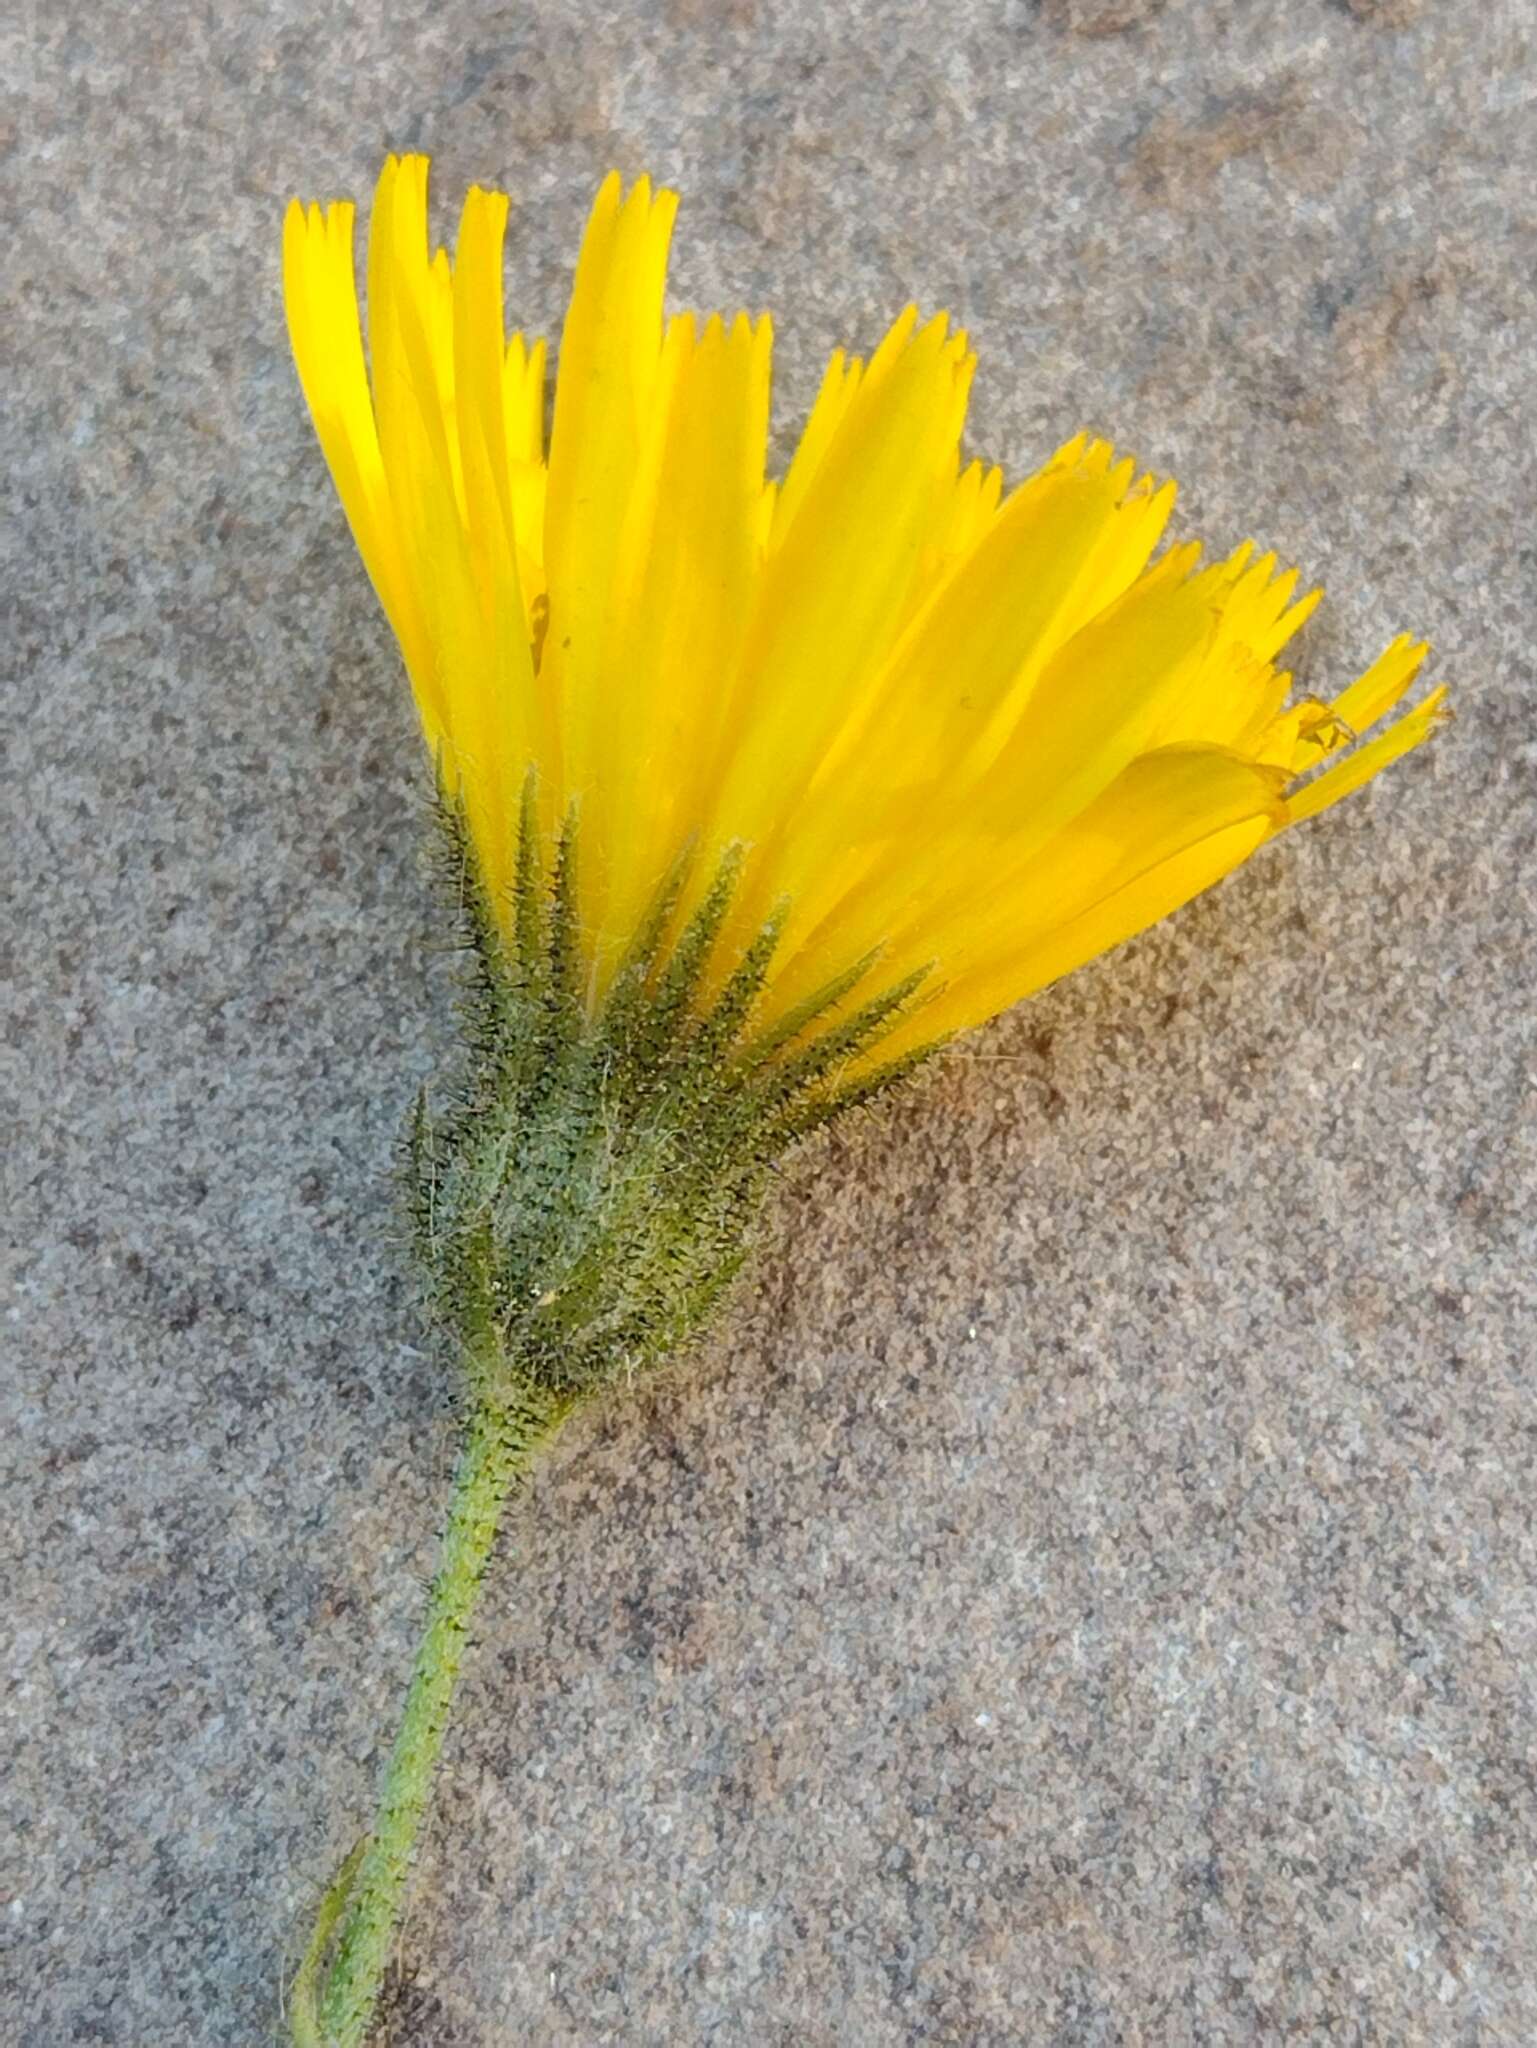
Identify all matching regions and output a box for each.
[408,780,936,1405]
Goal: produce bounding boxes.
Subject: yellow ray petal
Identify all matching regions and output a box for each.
[935,459,1006,570]
[591,311,773,961]
[503,332,547,464]
[758,445,1179,942]
[1155,549,1321,759]
[282,196,435,717]
[968,544,1223,847]
[501,333,550,630]
[365,159,526,898]
[1285,686,1449,826]
[368,156,463,533]
[705,310,972,859]
[895,815,1274,1063]
[1322,633,1431,748]
[769,346,865,549]
[543,173,678,818]
[452,186,518,580]
[910,742,1286,988]
[874,782,1279,1068]
[758,547,1226,1023]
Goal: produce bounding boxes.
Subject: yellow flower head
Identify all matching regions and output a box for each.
[284,158,1446,1066]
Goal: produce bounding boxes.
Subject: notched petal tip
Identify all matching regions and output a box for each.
[1284,678,1450,827]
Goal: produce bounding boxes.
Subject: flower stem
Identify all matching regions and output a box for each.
[294,1378,570,2048]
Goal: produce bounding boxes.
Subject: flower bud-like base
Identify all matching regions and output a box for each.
[408,782,933,1405]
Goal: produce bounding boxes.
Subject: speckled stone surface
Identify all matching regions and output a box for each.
[5,2,1535,2042]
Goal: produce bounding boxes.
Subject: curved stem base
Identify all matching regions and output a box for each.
[291,1384,568,2048]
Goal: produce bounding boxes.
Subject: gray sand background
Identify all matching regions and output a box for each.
[5,1,1535,2040]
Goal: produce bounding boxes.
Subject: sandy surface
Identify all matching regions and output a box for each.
[6,1,1535,2041]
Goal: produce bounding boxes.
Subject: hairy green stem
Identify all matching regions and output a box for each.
[293,1379,570,2048]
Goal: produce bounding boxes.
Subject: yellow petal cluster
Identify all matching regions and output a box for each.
[284,159,1446,1061]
